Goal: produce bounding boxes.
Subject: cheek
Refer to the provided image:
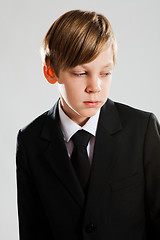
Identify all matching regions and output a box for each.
[101,80,111,94]
[58,83,82,102]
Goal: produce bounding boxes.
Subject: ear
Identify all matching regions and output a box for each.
[43,64,57,84]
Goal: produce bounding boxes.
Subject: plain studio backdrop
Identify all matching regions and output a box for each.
[0,0,159,239]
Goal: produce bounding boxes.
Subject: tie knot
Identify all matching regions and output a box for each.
[71,130,92,148]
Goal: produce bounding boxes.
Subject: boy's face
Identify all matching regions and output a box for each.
[56,47,113,126]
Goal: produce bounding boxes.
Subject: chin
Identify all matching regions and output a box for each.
[82,110,99,118]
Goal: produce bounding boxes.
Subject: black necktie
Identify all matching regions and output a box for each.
[71,130,91,191]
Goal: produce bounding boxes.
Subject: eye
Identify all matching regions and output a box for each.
[101,72,112,76]
[73,72,87,76]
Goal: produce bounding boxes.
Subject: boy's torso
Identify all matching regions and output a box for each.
[17,98,160,240]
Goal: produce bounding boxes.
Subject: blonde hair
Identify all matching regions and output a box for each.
[41,10,117,76]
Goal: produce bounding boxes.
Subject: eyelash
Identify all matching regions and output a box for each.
[73,73,86,76]
[102,73,111,76]
[72,72,111,77]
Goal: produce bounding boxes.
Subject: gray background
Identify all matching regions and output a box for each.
[0,0,159,239]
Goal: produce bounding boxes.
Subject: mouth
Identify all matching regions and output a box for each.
[83,101,99,107]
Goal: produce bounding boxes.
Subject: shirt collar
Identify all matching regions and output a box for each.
[59,102,100,142]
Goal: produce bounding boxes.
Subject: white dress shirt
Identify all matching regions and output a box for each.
[59,103,100,164]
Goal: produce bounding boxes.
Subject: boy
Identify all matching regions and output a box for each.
[16,10,160,240]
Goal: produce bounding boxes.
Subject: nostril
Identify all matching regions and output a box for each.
[86,85,101,93]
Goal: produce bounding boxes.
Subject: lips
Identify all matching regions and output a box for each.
[83,101,99,107]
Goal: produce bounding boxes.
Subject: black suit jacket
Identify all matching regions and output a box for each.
[16,99,160,240]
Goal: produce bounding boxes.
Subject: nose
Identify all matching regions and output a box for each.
[85,76,101,93]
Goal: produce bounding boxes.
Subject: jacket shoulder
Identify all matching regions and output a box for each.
[18,103,57,140]
[114,101,152,119]
[112,100,159,134]
[21,110,48,131]
[110,100,156,131]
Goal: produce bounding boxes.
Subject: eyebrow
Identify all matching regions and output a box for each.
[102,63,113,68]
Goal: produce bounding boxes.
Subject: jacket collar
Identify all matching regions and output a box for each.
[98,98,122,135]
[40,100,62,141]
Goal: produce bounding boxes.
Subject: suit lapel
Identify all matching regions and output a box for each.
[40,100,85,208]
[84,99,122,214]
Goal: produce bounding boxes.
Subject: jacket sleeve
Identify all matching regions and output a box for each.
[144,113,160,239]
[16,130,54,240]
